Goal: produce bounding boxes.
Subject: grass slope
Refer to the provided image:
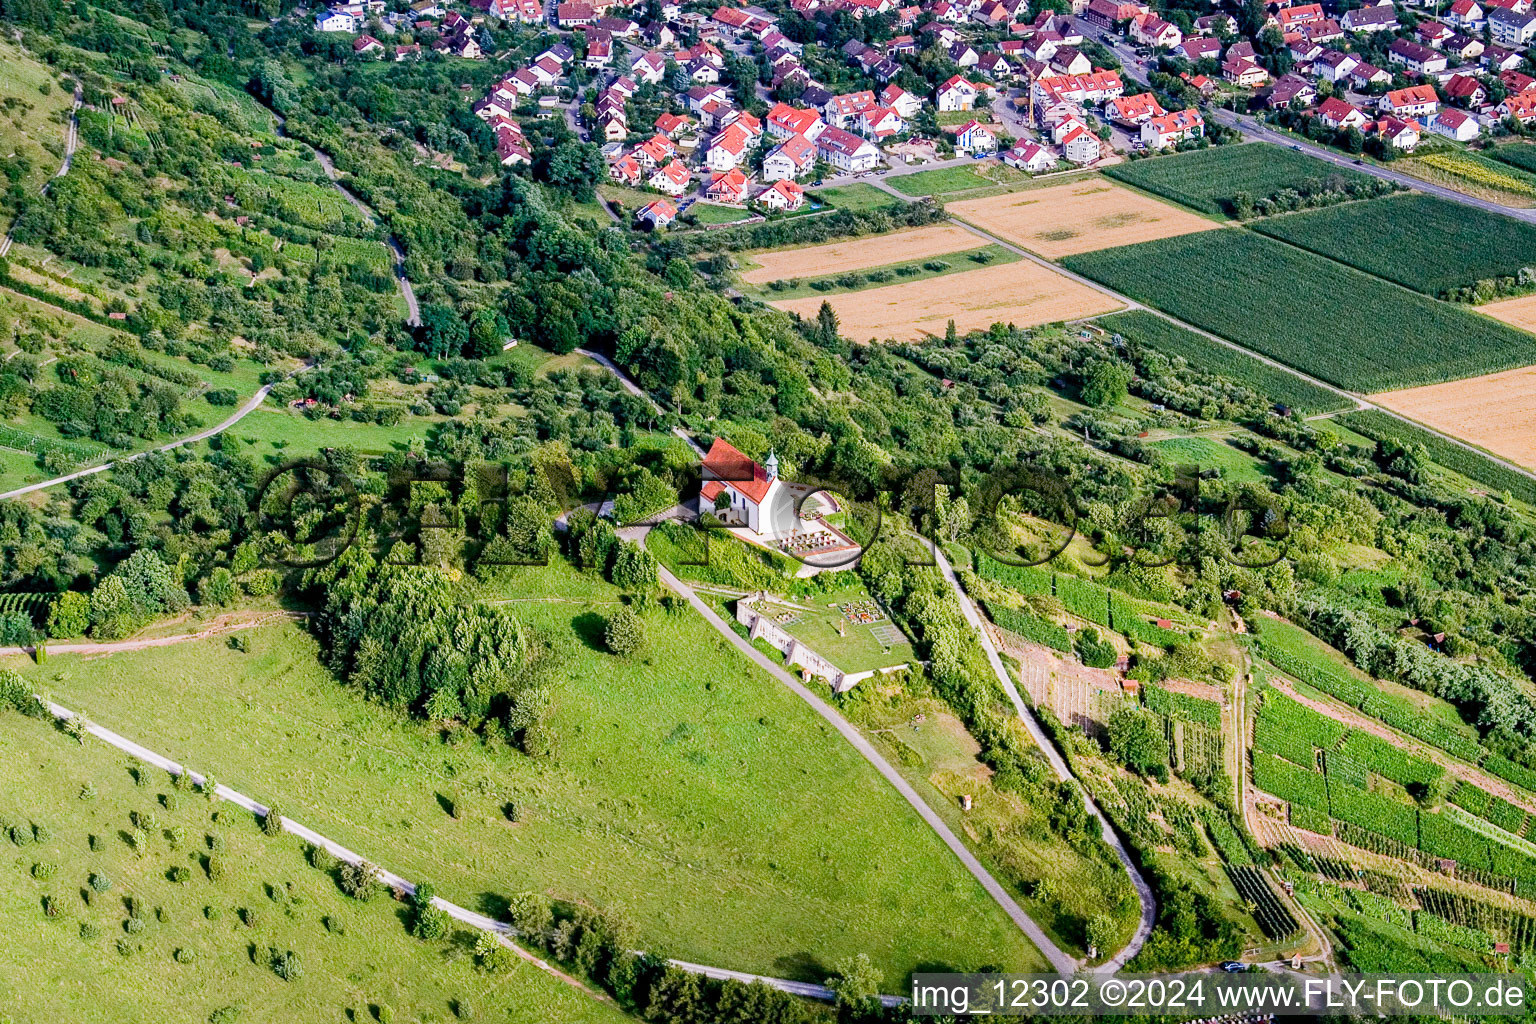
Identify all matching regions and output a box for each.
[8,564,1044,981]
[1252,194,1536,296]
[1063,232,1536,392]
[1097,310,1349,414]
[1104,144,1373,217]
[0,41,74,193]
[0,711,628,1024]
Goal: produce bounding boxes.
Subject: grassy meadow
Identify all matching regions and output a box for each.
[6,560,1047,983]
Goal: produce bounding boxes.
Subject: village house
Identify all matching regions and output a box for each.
[1444,73,1489,106]
[705,167,749,203]
[352,34,384,56]
[1223,56,1269,86]
[1341,4,1397,32]
[1348,61,1391,88]
[857,106,905,139]
[1176,37,1222,62]
[1262,73,1317,109]
[1449,0,1486,28]
[635,198,677,229]
[1105,92,1166,126]
[824,91,878,128]
[1060,120,1103,164]
[1316,95,1367,129]
[633,134,676,170]
[654,112,695,139]
[1430,106,1481,139]
[763,134,817,180]
[1380,84,1438,118]
[1501,90,1536,123]
[1274,2,1325,31]
[936,74,980,111]
[1313,49,1359,84]
[880,83,923,118]
[1484,44,1524,70]
[816,125,881,171]
[609,153,642,185]
[1387,38,1447,74]
[648,158,692,195]
[1141,108,1203,148]
[1130,12,1181,47]
[315,7,361,31]
[1002,141,1056,172]
[766,102,826,141]
[1032,68,1124,106]
[756,179,806,210]
[1414,20,1453,47]
[1049,46,1093,75]
[631,50,667,84]
[1491,6,1536,44]
[1375,115,1422,149]
[954,119,998,152]
[555,1,595,27]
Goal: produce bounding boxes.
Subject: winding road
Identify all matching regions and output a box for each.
[630,537,1082,975]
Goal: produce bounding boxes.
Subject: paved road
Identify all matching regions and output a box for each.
[576,347,705,456]
[0,79,80,258]
[637,538,1082,976]
[0,373,298,501]
[30,688,897,1005]
[932,546,1156,971]
[263,105,421,326]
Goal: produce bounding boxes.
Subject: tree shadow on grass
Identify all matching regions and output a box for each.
[571,610,608,651]
[773,951,830,983]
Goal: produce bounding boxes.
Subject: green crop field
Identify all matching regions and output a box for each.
[0,710,629,1024]
[1252,194,1536,297]
[1491,143,1536,175]
[1063,232,1536,392]
[1104,144,1373,217]
[748,244,1020,299]
[7,560,1046,982]
[1098,311,1349,414]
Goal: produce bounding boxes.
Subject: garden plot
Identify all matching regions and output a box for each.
[739,224,985,284]
[773,260,1122,342]
[947,179,1220,258]
[1369,366,1536,471]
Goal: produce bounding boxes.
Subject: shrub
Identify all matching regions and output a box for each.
[174,946,197,964]
[338,860,380,901]
[271,949,303,982]
[168,866,190,884]
[32,862,57,880]
[89,872,112,893]
[124,917,146,935]
[260,806,284,837]
[604,607,644,656]
[309,844,337,872]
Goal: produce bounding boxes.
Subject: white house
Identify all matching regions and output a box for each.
[954,119,997,152]
[649,159,691,195]
[815,126,880,172]
[315,8,359,31]
[1002,141,1055,172]
[1429,106,1480,140]
[1140,108,1203,149]
[763,134,817,179]
[936,74,979,111]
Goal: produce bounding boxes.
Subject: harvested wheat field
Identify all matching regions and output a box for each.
[947,179,1220,258]
[739,224,984,284]
[1372,365,1536,470]
[1482,293,1536,334]
[772,260,1123,342]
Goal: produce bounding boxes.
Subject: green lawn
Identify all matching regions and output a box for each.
[0,710,629,1024]
[686,202,754,226]
[1146,436,1271,484]
[812,183,900,212]
[222,406,440,456]
[889,166,994,197]
[10,561,1046,982]
[745,244,1019,299]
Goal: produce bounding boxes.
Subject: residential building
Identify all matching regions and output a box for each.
[1430,106,1481,139]
[648,158,691,194]
[936,75,980,110]
[1104,92,1166,126]
[763,134,817,180]
[766,102,825,141]
[635,199,677,229]
[1380,84,1438,118]
[1491,6,1536,44]
[1140,108,1203,148]
[1316,96,1367,129]
[705,168,749,202]
[815,125,881,171]
[1341,4,1397,31]
[1501,90,1536,122]
[756,179,805,210]
[1387,38,1447,74]
[1313,49,1359,84]
[1001,141,1056,172]
[954,119,997,152]
[1130,12,1181,47]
